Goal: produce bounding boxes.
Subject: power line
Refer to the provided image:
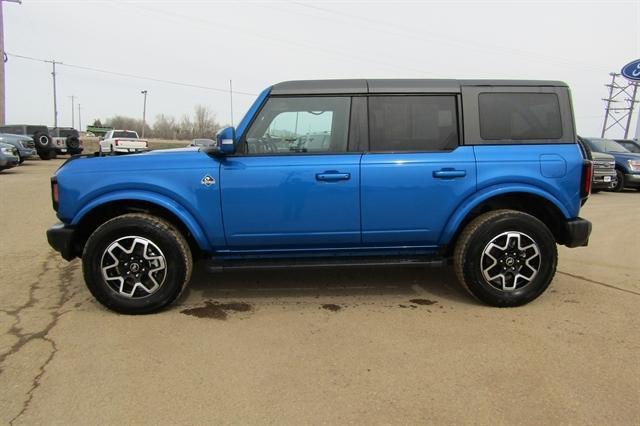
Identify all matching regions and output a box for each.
[286,1,604,73]
[6,52,258,96]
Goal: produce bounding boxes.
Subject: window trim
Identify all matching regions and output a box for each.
[460,85,576,146]
[366,94,462,154]
[236,94,356,157]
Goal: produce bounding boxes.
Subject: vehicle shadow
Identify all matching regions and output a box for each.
[180,263,475,306]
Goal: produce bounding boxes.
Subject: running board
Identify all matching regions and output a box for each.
[205,256,446,272]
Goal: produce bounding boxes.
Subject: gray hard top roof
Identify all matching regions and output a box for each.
[270,79,568,95]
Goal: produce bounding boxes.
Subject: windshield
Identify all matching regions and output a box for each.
[584,138,630,153]
[113,131,138,138]
[618,141,640,153]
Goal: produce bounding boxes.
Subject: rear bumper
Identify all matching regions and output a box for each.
[563,217,592,248]
[46,222,76,261]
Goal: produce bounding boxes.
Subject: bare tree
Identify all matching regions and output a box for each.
[192,105,220,139]
[153,114,178,139]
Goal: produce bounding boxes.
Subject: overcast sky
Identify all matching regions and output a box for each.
[3,0,639,138]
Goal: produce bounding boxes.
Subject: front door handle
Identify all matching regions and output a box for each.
[316,171,351,182]
[433,169,466,179]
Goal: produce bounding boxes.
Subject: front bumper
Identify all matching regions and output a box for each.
[18,148,37,158]
[563,217,592,248]
[0,155,19,168]
[624,173,640,188]
[47,222,76,261]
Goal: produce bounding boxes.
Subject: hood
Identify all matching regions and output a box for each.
[55,147,212,176]
[608,151,640,161]
[591,151,614,161]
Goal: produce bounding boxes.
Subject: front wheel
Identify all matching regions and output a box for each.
[82,213,193,314]
[453,210,557,307]
[612,170,625,192]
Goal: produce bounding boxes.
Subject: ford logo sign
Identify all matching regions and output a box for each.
[621,59,640,81]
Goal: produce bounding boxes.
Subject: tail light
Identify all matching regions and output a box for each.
[581,160,593,198]
[114,139,120,146]
[51,178,59,211]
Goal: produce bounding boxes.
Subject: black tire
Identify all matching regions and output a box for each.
[19,156,25,164]
[33,132,52,150]
[66,136,80,149]
[612,170,625,192]
[82,213,193,314]
[453,209,557,307]
[38,150,56,160]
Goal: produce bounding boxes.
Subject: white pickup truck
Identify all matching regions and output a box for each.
[99,130,148,154]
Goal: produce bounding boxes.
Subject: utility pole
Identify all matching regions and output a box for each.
[0,0,22,126]
[45,59,60,127]
[78,103,82,132]
[601,72,639,139]
[68,95,75,128]
[229,79,234,127]
[140,90,148,138]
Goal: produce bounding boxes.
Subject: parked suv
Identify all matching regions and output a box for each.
[581,137,640,191]
[49,127,83,156]
[47,79,592,314]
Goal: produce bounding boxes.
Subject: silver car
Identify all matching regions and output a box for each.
[0,133,37,163]
[0,142,20,171]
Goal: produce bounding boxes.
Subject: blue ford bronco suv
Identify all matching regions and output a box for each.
[47,79,593,314]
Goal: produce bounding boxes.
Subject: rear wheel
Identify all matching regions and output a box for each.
[453,210,557,307]
[82,213,193,314]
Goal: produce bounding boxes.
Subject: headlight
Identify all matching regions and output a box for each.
[628,159,640,172]
[1,147,13,155]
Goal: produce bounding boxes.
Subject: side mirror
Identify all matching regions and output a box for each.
[214,126,236,155]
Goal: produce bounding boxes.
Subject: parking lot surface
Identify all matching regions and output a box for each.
[1,159,639,424]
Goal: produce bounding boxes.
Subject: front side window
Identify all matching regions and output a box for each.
[479,93,562,140]
[244,97,350,154]
[369,96,459,152]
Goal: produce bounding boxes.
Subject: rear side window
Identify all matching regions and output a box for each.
[113,131,138,138]
[479,93,562,140]
[369,96,459,152]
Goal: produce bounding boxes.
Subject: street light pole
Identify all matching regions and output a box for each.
[69,95,75,128]
[140,90,148,138]
[0,0,23,126]
[78,103,82,132]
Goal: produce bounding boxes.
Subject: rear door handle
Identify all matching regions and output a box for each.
[316,172,351,182]
[433,169,466,179]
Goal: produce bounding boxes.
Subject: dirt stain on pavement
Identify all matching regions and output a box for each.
[409,298,438,306]
[321,304,342,312]
[181,301,252,320]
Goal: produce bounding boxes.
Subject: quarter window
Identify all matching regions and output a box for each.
[244,97,350,154]
[479,93,562,140]
[369,96,459,152]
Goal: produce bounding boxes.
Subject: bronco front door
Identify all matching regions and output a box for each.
[220,96,362,249]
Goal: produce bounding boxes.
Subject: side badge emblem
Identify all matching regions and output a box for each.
[201,175,216,186]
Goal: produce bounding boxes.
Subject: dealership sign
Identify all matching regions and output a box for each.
[621,59,640,81]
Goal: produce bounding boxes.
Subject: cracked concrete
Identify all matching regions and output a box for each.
[0,159,638,424]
